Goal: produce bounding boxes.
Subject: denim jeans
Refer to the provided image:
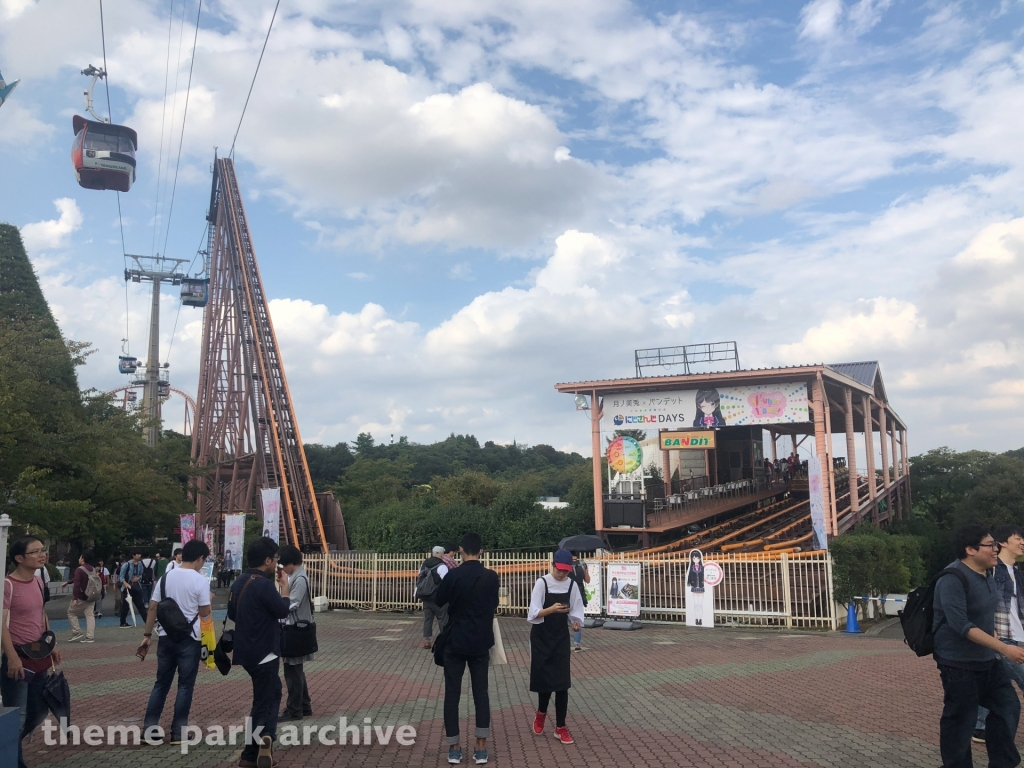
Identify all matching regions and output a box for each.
[0,655,50,768]
[939,659,1020,768]
[443,651,490,745]
[143,635,202,741]
[573,627,582,646]
[240,659,282,761]
[975,645,1024,730]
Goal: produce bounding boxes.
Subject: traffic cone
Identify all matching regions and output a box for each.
[844,603,861,634]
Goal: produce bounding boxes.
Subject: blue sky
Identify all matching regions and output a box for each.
[3,0,1024,457]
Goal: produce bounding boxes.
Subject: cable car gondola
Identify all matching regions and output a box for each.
[126,389,138,403]
[72,115,137,192]
[71,66,137,192]
[157,381,170,399]
[118,355,138,374]
[180,278,209,307]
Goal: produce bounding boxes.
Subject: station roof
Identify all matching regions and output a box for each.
[555,360,904,430]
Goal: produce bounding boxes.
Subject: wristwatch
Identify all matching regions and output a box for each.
[143,632,152,638]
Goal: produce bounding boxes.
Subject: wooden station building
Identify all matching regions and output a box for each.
[555,349,910,548]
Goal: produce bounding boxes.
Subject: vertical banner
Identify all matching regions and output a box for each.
[179,514,196,545]
[202,525,215,554]
[606,563,641,618]
[261,488,282,543]
[808,458,828,551]
[223,514,245,572]
[583,562,602,616]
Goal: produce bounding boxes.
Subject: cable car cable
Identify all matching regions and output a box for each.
[151,0,177,257]
[229,0,281,159]
[161,0,203,261]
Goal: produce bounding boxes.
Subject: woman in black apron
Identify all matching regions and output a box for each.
[528,549,585,745]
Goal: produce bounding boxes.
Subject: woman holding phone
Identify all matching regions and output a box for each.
[527,549,584,745]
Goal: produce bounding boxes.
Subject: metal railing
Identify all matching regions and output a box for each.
[647,476,780,528]
[304,549,835,630]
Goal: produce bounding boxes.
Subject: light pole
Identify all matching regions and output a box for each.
[0,513,11,569]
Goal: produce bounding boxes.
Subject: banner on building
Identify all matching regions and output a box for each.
[809,459,828,551]
[179,515,195,545]
[261,488,282,544]
[583,561,602,616]
[659,430,716,450]
[604,383,809,429]
[223,514,245,572]
[606,562,641,618]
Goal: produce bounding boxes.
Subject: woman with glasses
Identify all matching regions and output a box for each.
[2,537,63,768]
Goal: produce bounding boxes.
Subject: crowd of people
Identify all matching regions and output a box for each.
[2,531,594,767]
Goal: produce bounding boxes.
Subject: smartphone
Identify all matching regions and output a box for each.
[21,669,35,682]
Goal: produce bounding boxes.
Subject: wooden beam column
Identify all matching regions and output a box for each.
[590,390,603,533]
[861,393,878,520]
[901,429,910,477]
[810,376,834,535]
[879,406,891,492]
[821,380,838,533]
[843,388,859,516]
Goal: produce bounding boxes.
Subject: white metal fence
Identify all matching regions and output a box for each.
[304,550,836,630]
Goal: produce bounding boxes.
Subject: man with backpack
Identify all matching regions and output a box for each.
[416,546,451,649]
[970,525,1024,744]
[138,540,212,744]
[65,552,101,643]
[140,552,158,606]
[932,525,1024,767]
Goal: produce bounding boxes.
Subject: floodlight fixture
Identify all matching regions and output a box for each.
[574,394,590,410]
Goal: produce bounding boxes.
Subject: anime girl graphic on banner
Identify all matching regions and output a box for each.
[223,514,245,572]
[686,549,722,627]
[260,488,281,543]
[179,514,196,545]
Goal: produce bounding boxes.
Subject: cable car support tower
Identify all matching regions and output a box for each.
[190,157,326,551]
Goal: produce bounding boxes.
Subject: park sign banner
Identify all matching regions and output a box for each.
[223,514,245,572]
[180,514,196,545]
[261,488,281,544]
[808,459,828,551]
[583,562,603,616]
[606,382,809,429]
[660,430,715,450]
[607,562,641,618]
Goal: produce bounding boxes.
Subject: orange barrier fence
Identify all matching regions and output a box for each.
[304,549,836,630]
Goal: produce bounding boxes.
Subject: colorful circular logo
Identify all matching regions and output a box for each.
[607,435,642,474]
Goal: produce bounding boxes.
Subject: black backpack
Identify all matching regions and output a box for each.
[899,567,970,657]
[156,572,199,642]
[416,561,443,600]
[141,558,156,585]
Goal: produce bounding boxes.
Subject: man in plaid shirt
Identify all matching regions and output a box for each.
[975,525,1024,743]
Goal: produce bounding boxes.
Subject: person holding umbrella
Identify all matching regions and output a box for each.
[528,549,585,745]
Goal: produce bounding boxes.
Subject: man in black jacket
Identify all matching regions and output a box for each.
[228,537,291,768]
[435,532,500,766]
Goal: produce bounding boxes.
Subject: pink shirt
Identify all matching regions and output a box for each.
[3,574,47,646]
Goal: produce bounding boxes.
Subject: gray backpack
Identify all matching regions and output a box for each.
[82,567,103,602]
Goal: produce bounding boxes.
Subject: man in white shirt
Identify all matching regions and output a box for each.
[138,540,213,744]
[166,548,183,572]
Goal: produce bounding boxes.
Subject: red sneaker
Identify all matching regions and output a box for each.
[532,711,546,735]
[553,726,574,745]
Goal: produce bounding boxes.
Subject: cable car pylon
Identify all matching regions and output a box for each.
[190,156,328,552]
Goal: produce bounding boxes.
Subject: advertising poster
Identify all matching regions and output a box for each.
[223,514,245,572]
[606,382,809,429]
[179,514,195,545]
[686,549,716,627]
[606,563,641,618]
[583,561,602,616]
[809,459,828,551]
[261,487,281,543]
[202,525,215,555]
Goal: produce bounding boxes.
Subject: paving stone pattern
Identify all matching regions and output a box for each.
[20,612,1014,767]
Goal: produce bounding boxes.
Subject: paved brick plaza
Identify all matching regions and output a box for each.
[20,611,1010,767]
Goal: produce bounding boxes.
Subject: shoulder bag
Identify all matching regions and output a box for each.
[280,575,318,658]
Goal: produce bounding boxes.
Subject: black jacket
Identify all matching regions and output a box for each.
[435,559,500,657]
[228,569,291,668]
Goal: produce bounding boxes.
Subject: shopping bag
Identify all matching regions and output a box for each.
[200,615,217,669]
[489,617,508,665]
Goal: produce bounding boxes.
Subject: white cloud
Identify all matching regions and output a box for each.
[799,0,845,40]
[20,198,83,252]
